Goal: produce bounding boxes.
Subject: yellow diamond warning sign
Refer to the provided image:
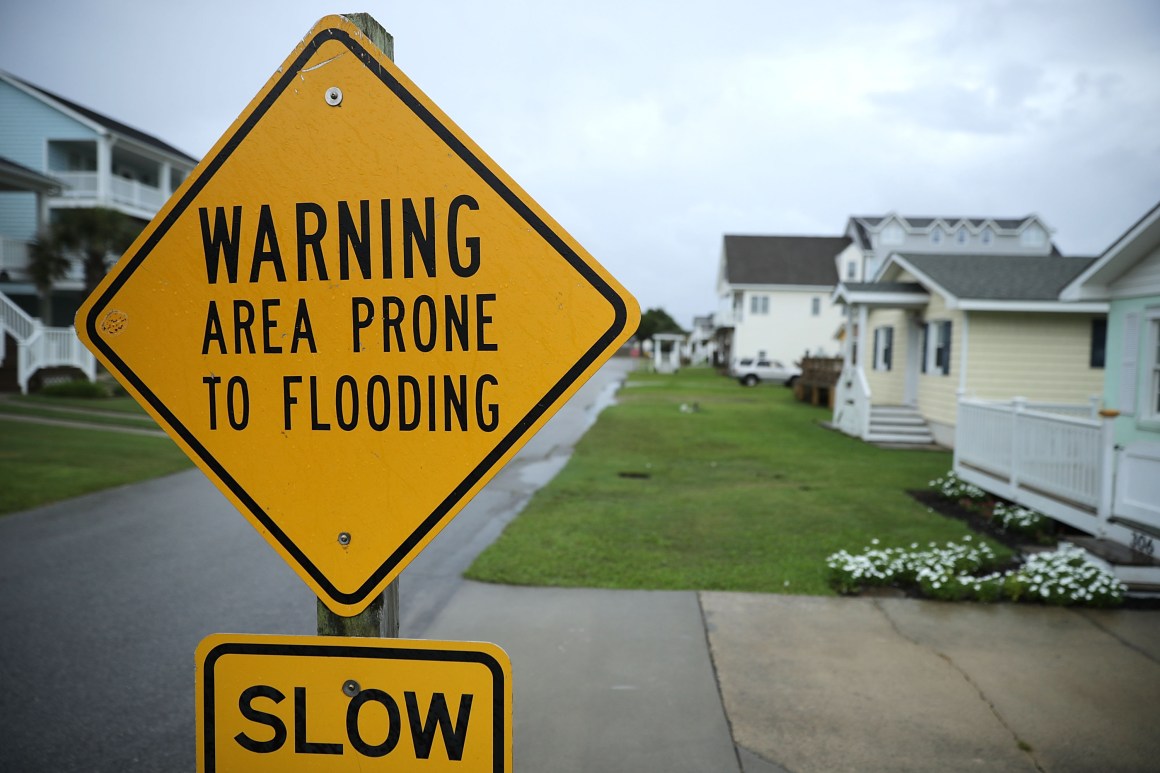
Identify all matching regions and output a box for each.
[77,15,639,614]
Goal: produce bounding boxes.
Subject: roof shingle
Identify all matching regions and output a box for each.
[723,235,850,286]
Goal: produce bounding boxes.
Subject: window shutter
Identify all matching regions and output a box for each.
[885,327,894,370]
[1120,312,1140,415]
[921,324,929,373]
[938,321,952,375]
[872,328,880,370]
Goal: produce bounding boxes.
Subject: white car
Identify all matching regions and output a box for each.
[730,357,801,387]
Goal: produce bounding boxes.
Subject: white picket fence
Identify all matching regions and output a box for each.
[954,397,1115,531]
[0,291,95,393]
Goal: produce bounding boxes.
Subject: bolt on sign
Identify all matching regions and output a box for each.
[76,15,639,614]
[196,634,511,772]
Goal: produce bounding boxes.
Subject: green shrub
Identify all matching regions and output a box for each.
[38,380,111,399]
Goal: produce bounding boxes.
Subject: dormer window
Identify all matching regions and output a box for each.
[955,227,969,245]
[881,222,904,245]
[930,228,944,245]
[980,227,994,246]
[1021,224,1046,247]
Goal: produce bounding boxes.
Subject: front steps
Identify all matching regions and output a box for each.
[867,405,935,445]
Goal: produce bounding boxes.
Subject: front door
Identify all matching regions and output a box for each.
[904,314,921,406]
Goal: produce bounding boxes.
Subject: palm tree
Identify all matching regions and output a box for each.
[51,207,141,295]
[26,231,71,323]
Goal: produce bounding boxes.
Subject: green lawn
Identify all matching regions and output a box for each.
[0,395,160,429]
[467,365,1007,595]
[0,420,191,515]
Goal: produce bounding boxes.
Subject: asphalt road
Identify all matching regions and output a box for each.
[0,357,635,772]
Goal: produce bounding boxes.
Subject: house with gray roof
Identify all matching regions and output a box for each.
[715,234,852,371]
[830,214,1106,447]
[839,212,1057,284]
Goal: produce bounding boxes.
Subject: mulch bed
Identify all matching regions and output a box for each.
[906,489,1054,554]
[908,489,1160,609]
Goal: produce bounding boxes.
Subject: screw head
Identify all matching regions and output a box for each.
[337,532,351,546]
[325,86,343,106]
[342,679,360,697]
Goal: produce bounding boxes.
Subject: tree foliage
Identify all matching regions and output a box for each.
[635,307,686,343]
[26,230,71,322]
[49,207,141,294]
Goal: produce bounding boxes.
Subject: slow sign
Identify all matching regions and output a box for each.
[196,634,511,772]
[76,15,639,614]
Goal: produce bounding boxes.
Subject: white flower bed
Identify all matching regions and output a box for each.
[827,538,1125,607]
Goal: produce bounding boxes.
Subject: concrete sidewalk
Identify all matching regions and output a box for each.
[425,582,1160,772]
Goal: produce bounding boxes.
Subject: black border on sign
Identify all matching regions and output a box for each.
[84,26,630,608]
[200,640,509,771]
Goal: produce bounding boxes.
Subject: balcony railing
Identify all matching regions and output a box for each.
[52,171,166,213]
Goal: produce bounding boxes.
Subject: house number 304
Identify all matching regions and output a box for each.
[1130,531,1155,557]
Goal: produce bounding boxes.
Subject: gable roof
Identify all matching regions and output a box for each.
[722,235,850,286]
[880,253,1102,311]
[4,71,197,163]
[1060,200,1160,301]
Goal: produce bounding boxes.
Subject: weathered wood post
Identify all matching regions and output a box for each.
[316,12,399,639]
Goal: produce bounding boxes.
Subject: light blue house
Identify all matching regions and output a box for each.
[0,69,197,390]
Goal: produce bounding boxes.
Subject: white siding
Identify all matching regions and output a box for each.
[732,287,843,366]
[1109,242,1160,299]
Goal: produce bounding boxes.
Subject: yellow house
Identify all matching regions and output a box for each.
[831,227,1106,447]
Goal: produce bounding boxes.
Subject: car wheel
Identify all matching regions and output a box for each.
[742,374,759,387]
[785,376,798,388]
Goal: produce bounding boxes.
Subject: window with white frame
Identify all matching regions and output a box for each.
[980,227,994,245]
[922,321,952,375]
[750,294,769,315]
[956,227,969,245]
[811,297,821,316]
[847,260,857,279]
[930,228,944,245]
[873,326,894,371]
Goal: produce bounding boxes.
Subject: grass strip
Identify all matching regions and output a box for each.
[0,421,191,515]
[0,401,160,430]
[9,394,149,415]
[467,365,1009,595]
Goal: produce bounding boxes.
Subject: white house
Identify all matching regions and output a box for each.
[714,234,849,369]
[0,69,198,390]
[687,314,717,365]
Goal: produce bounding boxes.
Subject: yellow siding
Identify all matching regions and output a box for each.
[966,312,1104,403]
[916,294,963,428]
[865,308,909,404]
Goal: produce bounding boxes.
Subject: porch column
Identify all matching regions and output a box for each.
[1010,396,1026,490]
[96,134,113,205]
[1097,409,1120,532]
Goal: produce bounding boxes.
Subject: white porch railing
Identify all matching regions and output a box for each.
[832,363,871,439]
[954,397,1115,535]
[0,291,95,393]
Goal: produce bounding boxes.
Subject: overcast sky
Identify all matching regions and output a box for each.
[3,0,1158,325]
